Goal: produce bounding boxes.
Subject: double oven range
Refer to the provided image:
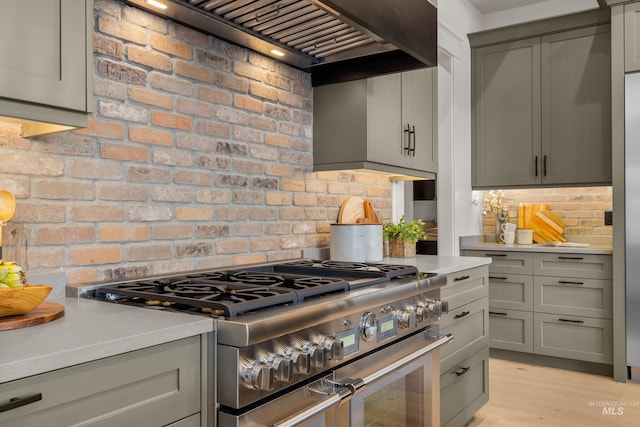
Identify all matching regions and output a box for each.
[77,259,452,427]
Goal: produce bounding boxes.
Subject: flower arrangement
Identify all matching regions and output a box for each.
[482,190,509,221]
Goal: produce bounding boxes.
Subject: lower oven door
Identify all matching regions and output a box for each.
[336,328,452,427]
[218,329,452,427]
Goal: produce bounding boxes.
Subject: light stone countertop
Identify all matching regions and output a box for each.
[0,297,213,384]
[381,254,492,275]
[460,235,613,255]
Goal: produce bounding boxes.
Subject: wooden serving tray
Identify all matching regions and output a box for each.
[0,302,65,331]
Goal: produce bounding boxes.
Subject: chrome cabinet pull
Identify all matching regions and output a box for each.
[0,393,42,413]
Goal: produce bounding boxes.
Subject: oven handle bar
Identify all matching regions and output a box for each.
[272,386,352,427]
[358,332,454,389]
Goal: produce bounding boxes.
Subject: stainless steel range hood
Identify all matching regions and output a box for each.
[125,0,437,85]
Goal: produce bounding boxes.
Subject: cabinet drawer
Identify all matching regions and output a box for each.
[440,298,489,373]
[533,253,612,280]
[443,266,488,310]
[488,273,533,311]
[534,276,612,319]
[534,313,612,364]
[0,336,201,427]
[440,347,489,427]
[464,250,533,275]
[488,309,533,353]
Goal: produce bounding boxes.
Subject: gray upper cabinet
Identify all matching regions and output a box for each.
[472,21,611,189]
[314,68,437,178]
[0,0,92,136]
[625,2,640,72]
[473,37,541,187]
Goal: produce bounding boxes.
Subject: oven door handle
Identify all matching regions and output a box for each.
[358,332,454,389]
[272,386,352,427]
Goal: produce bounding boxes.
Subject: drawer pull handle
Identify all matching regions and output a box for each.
[489,311,508,316]
[489,276,508,280]
[558,318,585,324]
[454,311,470,319]
[558,280,584,285]
[486,253,507,257]
[454,366,471,376]
[557,256,584,261]
[454,275,470,282]
[0,393,42,413]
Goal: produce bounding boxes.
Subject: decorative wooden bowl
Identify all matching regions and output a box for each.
[0,285,53,317]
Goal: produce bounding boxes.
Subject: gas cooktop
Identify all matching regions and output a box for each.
[92,259,419,317]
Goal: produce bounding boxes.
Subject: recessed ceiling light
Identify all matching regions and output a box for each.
[270,49,285,57]
[146,0,168,10]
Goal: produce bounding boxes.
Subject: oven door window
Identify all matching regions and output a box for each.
[349,353,436,427]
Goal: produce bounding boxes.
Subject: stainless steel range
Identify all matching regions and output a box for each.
[77,259,451,427]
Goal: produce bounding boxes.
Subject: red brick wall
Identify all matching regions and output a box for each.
[0,0,392,284]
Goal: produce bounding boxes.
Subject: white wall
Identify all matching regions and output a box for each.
[478,0,600,30]
[436,0,484,255]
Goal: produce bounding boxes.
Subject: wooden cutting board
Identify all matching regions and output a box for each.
[0,302,65,331]
[337,197,365,224]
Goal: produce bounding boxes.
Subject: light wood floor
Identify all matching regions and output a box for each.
[468,358,640,427]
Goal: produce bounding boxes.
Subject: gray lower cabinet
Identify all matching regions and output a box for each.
[463,249,613,366]
[439,266,489,427]
[471,19,611,188]
[0,336,202,427]
[0,0,92,135]
[313,68,437,178]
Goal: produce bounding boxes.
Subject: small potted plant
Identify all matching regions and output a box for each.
[383,215,427,257]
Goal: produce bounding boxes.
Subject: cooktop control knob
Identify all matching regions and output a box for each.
[241,359,274,391]
[319,335,344,361]
[286,348,311,375]
[416,304,427,323]
[302,342,326,369]
[360,311,377,342]
[427,299,445,320]
[268,354,293,383]
[395,309,417,329]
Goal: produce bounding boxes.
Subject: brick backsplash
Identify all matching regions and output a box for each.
[481,187,613,242]
[0,0,392,284]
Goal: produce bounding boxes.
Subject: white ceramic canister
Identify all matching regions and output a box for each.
[329,224,383,263]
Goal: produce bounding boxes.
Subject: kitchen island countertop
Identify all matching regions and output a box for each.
[0,297,213,384]
[382,254,492,274]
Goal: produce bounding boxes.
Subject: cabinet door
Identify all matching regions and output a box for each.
[533,252,612,280]
[488,308,534,353]
[442,266,488,311]
[0,337,201,427]
[439,298,489,373]
[541,25,611,185]
[368,73,404,166]
[534,313,612,364]
[0,0,89,112]
[440,347,489,427]
[534,276,612,319]
[404,68,437,173]
[472,37,541,188]
[625,2,640,72]
[488,273,534,311]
